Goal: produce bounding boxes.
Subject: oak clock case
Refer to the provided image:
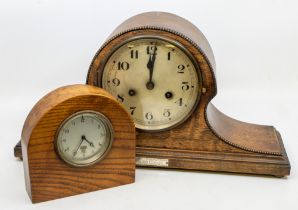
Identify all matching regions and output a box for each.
[19,85,135,203]
[87,12,291,177]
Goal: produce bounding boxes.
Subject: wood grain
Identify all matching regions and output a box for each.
[86,12,290,177]
[21,84,135,203]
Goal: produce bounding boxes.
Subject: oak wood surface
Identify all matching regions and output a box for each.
[86,12,290,177]
[21,84,135,203]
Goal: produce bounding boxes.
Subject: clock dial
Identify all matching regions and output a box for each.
[102,37,202,131]
[56,111,113,167]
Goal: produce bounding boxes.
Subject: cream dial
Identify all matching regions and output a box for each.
[102,37,201,131]
[55,111,113,167]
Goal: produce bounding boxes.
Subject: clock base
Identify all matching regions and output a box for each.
[134,103,290,177]
[136,130,289,177]
[14,130,290,178]
[14,104,291,178]
[15,137,289,178]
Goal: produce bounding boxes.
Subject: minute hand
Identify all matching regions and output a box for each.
[73,137,84,157]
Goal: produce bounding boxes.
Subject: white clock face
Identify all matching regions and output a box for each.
[102,37,202,131]
[55,111,113,167]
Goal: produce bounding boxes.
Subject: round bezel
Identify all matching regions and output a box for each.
[98,35,202,132]
[55,110,114,167]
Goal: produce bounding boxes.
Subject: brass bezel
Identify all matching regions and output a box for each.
[97,35,203,132]
[55,110,114,167]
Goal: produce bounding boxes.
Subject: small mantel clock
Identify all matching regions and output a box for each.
[19,85,135,203]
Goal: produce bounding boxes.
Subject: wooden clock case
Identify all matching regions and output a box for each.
[86,12,290,177]
[20,85,135,203]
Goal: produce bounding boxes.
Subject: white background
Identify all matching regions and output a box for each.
[1,0,298,209]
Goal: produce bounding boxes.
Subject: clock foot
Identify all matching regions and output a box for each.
[14,140,22,160]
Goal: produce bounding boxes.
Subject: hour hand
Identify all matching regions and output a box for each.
[88,141,95,147]
[147,56,153,70]
[82,135,94,147]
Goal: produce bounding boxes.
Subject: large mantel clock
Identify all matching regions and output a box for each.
[86,12,290,177]
[14,12,290,177]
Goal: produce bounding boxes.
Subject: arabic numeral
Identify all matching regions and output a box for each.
[117,61,130,70]
[145,112,153,120]
[130,107,136,115]
[147,45,157,54]
[182,82,190,91]
[117,94,124,102]
[112,78,120,86]
[130,50,139,59]
[177,64,185,73]
[175,98,183,106]
[163,109,171,117]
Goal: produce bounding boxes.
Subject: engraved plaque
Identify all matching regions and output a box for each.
[136,157,169,167]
